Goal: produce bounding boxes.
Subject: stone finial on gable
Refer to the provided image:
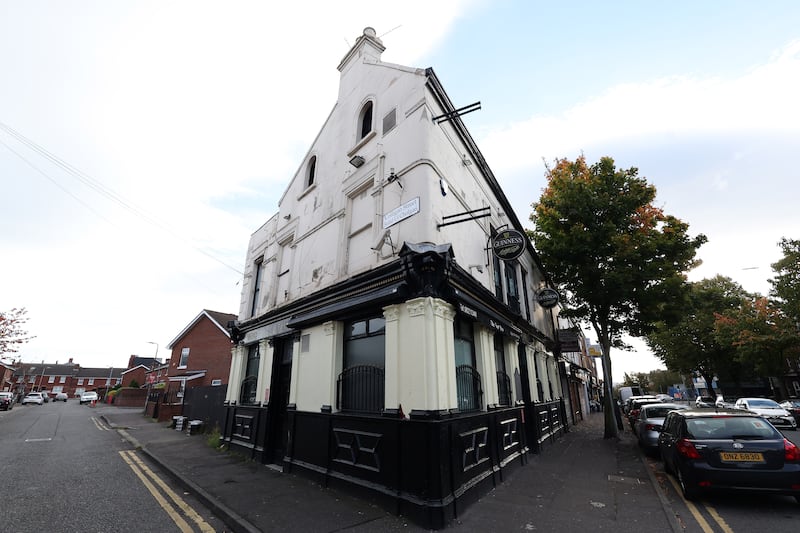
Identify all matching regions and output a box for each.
[337,27,386,72]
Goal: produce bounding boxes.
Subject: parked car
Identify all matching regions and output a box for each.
[623,395,658,414]
[635,403,689,452]
[79,391,99,405]
[53,392,69,402]
[734,398,797,430]
[779,399,800,424]
[22,392,45,405]
[0,391,14,410]
[41,392,50,403]
[715,395,736,409]
[627,398,663,430]
[658,407,800,502]
[695,395,715,408]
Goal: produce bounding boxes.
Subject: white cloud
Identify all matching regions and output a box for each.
[0,1,477,367]
[481,39,800,177]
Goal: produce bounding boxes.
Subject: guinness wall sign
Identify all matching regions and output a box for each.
[491,229,525,261]
[536,288,560,309]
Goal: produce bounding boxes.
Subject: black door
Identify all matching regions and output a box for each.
[266,338,293,464]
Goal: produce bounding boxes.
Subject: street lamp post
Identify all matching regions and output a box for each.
[38,364,49,393]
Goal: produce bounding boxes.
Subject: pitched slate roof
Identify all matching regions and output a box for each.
[166,309,237,349]
[129,356,162,369]
[75,367,125,379]
[12,363,78,378]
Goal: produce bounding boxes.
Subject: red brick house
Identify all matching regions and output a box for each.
[1,360,16,393]
[9,359,124,399]
[166,309,236,387]
[151,309,236,421]
[121,365,149,388]
[121,355,163,388]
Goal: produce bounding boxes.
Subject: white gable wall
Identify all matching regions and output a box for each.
[232,29,560,408]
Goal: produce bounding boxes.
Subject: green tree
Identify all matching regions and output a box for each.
[770,237,800,325]
[0,307,35,355]
[647,369,685,394]
[530,156,706,438]
[621,371,653,392]
[714,296,800,380]
[646,276,747,396]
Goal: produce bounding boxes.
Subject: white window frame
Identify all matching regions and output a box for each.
[178,347,190,369]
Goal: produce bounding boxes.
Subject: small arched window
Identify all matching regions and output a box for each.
[359,101,373,139]
[306,156,316,187]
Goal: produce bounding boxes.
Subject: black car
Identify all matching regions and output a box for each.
[658,408,800,502]
[0,391,14,410]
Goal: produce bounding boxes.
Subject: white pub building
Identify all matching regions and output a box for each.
[223,28,569,528]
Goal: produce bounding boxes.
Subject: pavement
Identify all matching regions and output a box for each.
[97,405,683,533]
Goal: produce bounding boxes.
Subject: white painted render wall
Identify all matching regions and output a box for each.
[227,28,561,407]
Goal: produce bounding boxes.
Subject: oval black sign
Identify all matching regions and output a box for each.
[492,229,526,261]
[536,288,560,308]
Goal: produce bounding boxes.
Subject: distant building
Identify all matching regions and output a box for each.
[11,358,123,399]
[145,309,236,421]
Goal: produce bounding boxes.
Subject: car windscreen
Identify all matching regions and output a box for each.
[643,406,683,418]
[686,417,781,439]
[746,399,780,408]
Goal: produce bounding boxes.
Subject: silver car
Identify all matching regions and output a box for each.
[734,397,797,430]
[635,403,688,452]
[22,392,44,405]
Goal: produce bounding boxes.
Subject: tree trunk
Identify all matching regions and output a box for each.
[600,344,619,439]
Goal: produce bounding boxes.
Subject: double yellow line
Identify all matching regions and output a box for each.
[119,450,216,533]
[665,475,734,533]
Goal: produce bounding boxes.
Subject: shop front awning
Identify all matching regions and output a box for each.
[287,282,407,329]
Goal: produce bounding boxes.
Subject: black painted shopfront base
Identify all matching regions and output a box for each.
[222,404,528,529]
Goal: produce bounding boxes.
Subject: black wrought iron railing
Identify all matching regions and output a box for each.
[496,371,512,406]
[337,365,385,414]
[456,364,483,412]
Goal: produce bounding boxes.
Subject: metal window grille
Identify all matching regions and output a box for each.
[496,371,512,406]
[456,364,483,412]
[336,365,384,414]
[240,376,258,405]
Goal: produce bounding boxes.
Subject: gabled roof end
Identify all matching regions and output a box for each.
[337,27,385,72]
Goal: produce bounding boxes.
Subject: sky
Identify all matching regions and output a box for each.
[2,1,799,383]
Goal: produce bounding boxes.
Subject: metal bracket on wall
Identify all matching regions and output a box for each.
[432,101,481,124]
[437,206,491,229]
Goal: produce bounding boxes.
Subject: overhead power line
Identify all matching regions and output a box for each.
[0,121,243,275]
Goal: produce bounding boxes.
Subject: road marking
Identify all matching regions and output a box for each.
[91,417,110,431]
[119,450,215,532]
[24,438,52,442]
[706,505,734,533]
[665,475,715,533]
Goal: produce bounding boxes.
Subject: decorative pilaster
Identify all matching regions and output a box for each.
[391,297,456,412]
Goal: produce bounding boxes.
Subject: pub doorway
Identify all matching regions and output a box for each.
[265,337,293,465]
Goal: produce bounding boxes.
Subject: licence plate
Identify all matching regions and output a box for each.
[720,452,764,462]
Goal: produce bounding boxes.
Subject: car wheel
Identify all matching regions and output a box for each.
[676,468,698,501]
